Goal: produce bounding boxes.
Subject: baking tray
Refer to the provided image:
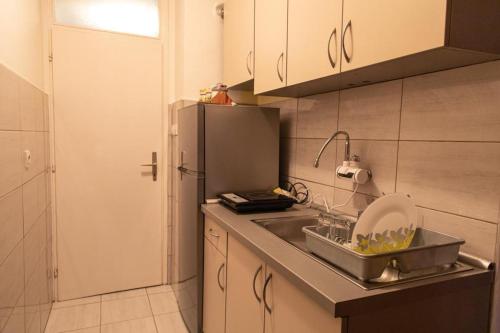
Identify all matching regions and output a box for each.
[302,226,465,281]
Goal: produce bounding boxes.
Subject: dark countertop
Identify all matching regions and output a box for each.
[201,203,494,318]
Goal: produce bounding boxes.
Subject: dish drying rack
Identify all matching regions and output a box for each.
[302,212,466,282]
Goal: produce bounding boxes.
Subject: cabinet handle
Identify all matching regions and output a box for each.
[246,50,253,76]
[252,265,263,303]
[327,28,337,69]
[208,228,220,238]
[276,53,284,82]
[342,20,353,63]
[217,263,225,291]
[263,273,272,313]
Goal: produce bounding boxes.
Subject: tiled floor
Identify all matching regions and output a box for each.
[44,286,188,333]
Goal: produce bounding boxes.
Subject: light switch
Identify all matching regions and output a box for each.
[24,150,32,169]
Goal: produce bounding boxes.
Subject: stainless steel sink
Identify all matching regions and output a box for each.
[252,214,472,290]
[252,215,319,252]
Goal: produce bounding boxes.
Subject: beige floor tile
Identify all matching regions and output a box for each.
[148,292,179,315]
[44,303,100,333]
[101,317,157,333]
[146,285,173,295]
[101,288,147,301]
[155,312,188,333]
[52,295,101,309]
[101,296,151,324]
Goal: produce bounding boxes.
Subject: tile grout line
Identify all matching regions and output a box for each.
[394,78,405,194]
[145,290,160,333]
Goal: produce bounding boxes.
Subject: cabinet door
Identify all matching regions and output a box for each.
[225,236,265,333]
[254,0,288,94]
[224,0,255,87]
[203,240,226,333]
[341,0,448,72]
[287,0,343,86]
[264,267,342,333]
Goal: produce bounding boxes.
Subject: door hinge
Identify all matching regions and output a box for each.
[54,268,59,279]
[51,164,56,173]
[49,54,53,63]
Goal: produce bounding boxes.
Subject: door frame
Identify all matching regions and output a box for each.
[44,0,173,300]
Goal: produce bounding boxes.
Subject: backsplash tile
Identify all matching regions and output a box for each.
[396,141,500,223]
[0,66,52,333]
[338,80,402,140]
[297,91,339,139]
[295,138,336,186]
[401,61,500,141]
[335,139,398,197]
[267,98,298,138]
[419,208,497,261]
[279,138,296,177]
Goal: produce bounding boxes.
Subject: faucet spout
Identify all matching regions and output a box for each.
[313,130,350,168]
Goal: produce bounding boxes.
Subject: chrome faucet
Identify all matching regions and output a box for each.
[313,130,350,168]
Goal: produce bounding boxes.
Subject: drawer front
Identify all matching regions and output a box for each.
[205,216,228,256]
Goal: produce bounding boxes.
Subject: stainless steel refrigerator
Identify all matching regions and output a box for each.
[173,103,280,332]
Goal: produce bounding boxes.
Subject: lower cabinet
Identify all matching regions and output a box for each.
[226,235,265,333]
[263,266,342,333]
[203,238,227,333]
[222,234,342,333]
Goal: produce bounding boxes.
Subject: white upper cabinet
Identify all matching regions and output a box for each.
[287,0,343,86]
[224,0,255,87]
[340,0,448,72]
[254,0,288,94]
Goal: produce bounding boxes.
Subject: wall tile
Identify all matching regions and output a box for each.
[0,189,23,264]
[397,141,500,223]
[24,212,46,284]
[338,80,402,140]
[295,139,336,186]
[419,208,498,261]
[401,61,500,141]
[0,131,22,197]
[24,271,41,333]
[335,140,398,197]
[296,178,334,208]
[19,79,44,132]
[279,138,296,177]
[1,295,25,333]
[297,91,339,139]
[0,65,20,131]
[333,188,376,216]
[22,173,46,235]
[266,98,297,138]
[0,242,24,311]
[21,131,45,183]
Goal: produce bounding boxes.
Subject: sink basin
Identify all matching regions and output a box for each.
[251,215,320,252]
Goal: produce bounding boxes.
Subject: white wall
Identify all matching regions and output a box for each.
[171,0,223,102]
[0,0,45,90]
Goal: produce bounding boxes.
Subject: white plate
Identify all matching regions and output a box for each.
[351,193,417,254]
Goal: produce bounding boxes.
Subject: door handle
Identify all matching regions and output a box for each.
[342,20,353,63]
[327,28,337,69]
[247,50,253,76]
[140,152,158,181]
[263,273,272,313]
[276,52,284,82]
[252,265,263,303]
[217,263,225,291]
